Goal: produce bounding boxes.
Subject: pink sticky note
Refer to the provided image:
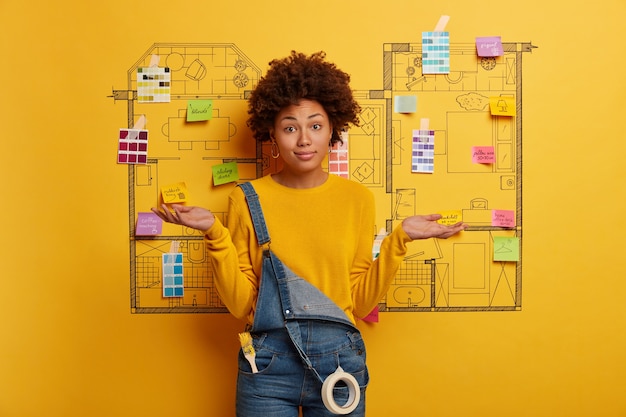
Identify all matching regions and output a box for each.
[361,306,379,323]
[476,36,503,57]
[136,212,163,236]
[492,210,515,228]
[472,146,495,164]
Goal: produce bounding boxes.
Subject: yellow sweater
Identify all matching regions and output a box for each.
[205,174,412,324]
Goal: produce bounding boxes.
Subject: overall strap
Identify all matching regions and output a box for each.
[238,182,271,248]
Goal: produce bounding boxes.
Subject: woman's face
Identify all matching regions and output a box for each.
[271,99,333,178]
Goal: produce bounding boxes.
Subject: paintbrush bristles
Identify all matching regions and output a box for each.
[239,332,252,346]
[238,332,258,373]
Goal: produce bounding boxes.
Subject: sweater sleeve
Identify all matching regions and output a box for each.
[351,217,413,319]
[204,192,259,323]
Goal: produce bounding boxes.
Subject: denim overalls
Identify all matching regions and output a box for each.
[236,182,369,417]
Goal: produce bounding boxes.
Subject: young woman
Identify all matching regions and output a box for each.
[153,51,466,417]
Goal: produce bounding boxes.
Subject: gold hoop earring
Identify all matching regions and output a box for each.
[270,141,280,159]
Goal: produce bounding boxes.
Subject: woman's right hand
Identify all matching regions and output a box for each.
[151,204,215,232]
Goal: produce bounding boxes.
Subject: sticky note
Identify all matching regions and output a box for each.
[493,236,520,262]
[489,96,516,116]
[476,36,504,57]
[187,99,213,122]
[161,182,188,204]
[437,210,463,226]
[492,210,516,228]
[472,146,495,164]
[394,95,417,113]
[135,212,163,236]
[212,161,239,186]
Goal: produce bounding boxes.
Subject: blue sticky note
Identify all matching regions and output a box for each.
[394,95,417,113]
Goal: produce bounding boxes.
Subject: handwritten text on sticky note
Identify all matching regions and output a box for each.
[187,99,213,122]
[136,212,163,236]
[492,209,515,228]
[472,146,495,164]
[161,182,188,204]
[212,161,239,186]
[476,36,503,57]
[437,210,463,225]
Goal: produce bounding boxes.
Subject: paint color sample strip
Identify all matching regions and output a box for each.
[137,67,171,103]
[162,252,184,297]
[412,129,435,173]
[118,128,148,164]
[422,31,450,74]
[329,132,349,178]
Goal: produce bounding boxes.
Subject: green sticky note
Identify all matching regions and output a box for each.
[187,99,213,122]
[394,95,417,113]
[493,236,520,262]
[212,161,239,186]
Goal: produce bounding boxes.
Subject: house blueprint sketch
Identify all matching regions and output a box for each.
[110,41,535,314]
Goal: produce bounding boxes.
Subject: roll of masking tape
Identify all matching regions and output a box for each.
[321,366,360,415]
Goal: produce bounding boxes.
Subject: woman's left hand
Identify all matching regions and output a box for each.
[402,214,467,240]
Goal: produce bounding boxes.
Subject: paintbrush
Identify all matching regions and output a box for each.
[238,332,258,373]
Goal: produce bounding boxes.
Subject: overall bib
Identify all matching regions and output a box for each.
[235,182,369,417]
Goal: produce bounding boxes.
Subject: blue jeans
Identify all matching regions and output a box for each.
[236,321,369,417]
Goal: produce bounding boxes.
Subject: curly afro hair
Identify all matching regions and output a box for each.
[246,51,361,144]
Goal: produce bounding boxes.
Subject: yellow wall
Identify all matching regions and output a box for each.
[1,0,625,416]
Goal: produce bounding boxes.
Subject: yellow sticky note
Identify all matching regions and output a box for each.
[212,161,239,186]
[489,96,516,116]
[437,210,463,225]
[187,99,213,122]
[160,182,188,204]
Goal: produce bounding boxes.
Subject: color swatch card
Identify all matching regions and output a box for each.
[329,133,349,178]
[137,67,171,103]
[118,128,148,164]
[422,31,450,74]
[162,252,184,297]
[412,129,435,173]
